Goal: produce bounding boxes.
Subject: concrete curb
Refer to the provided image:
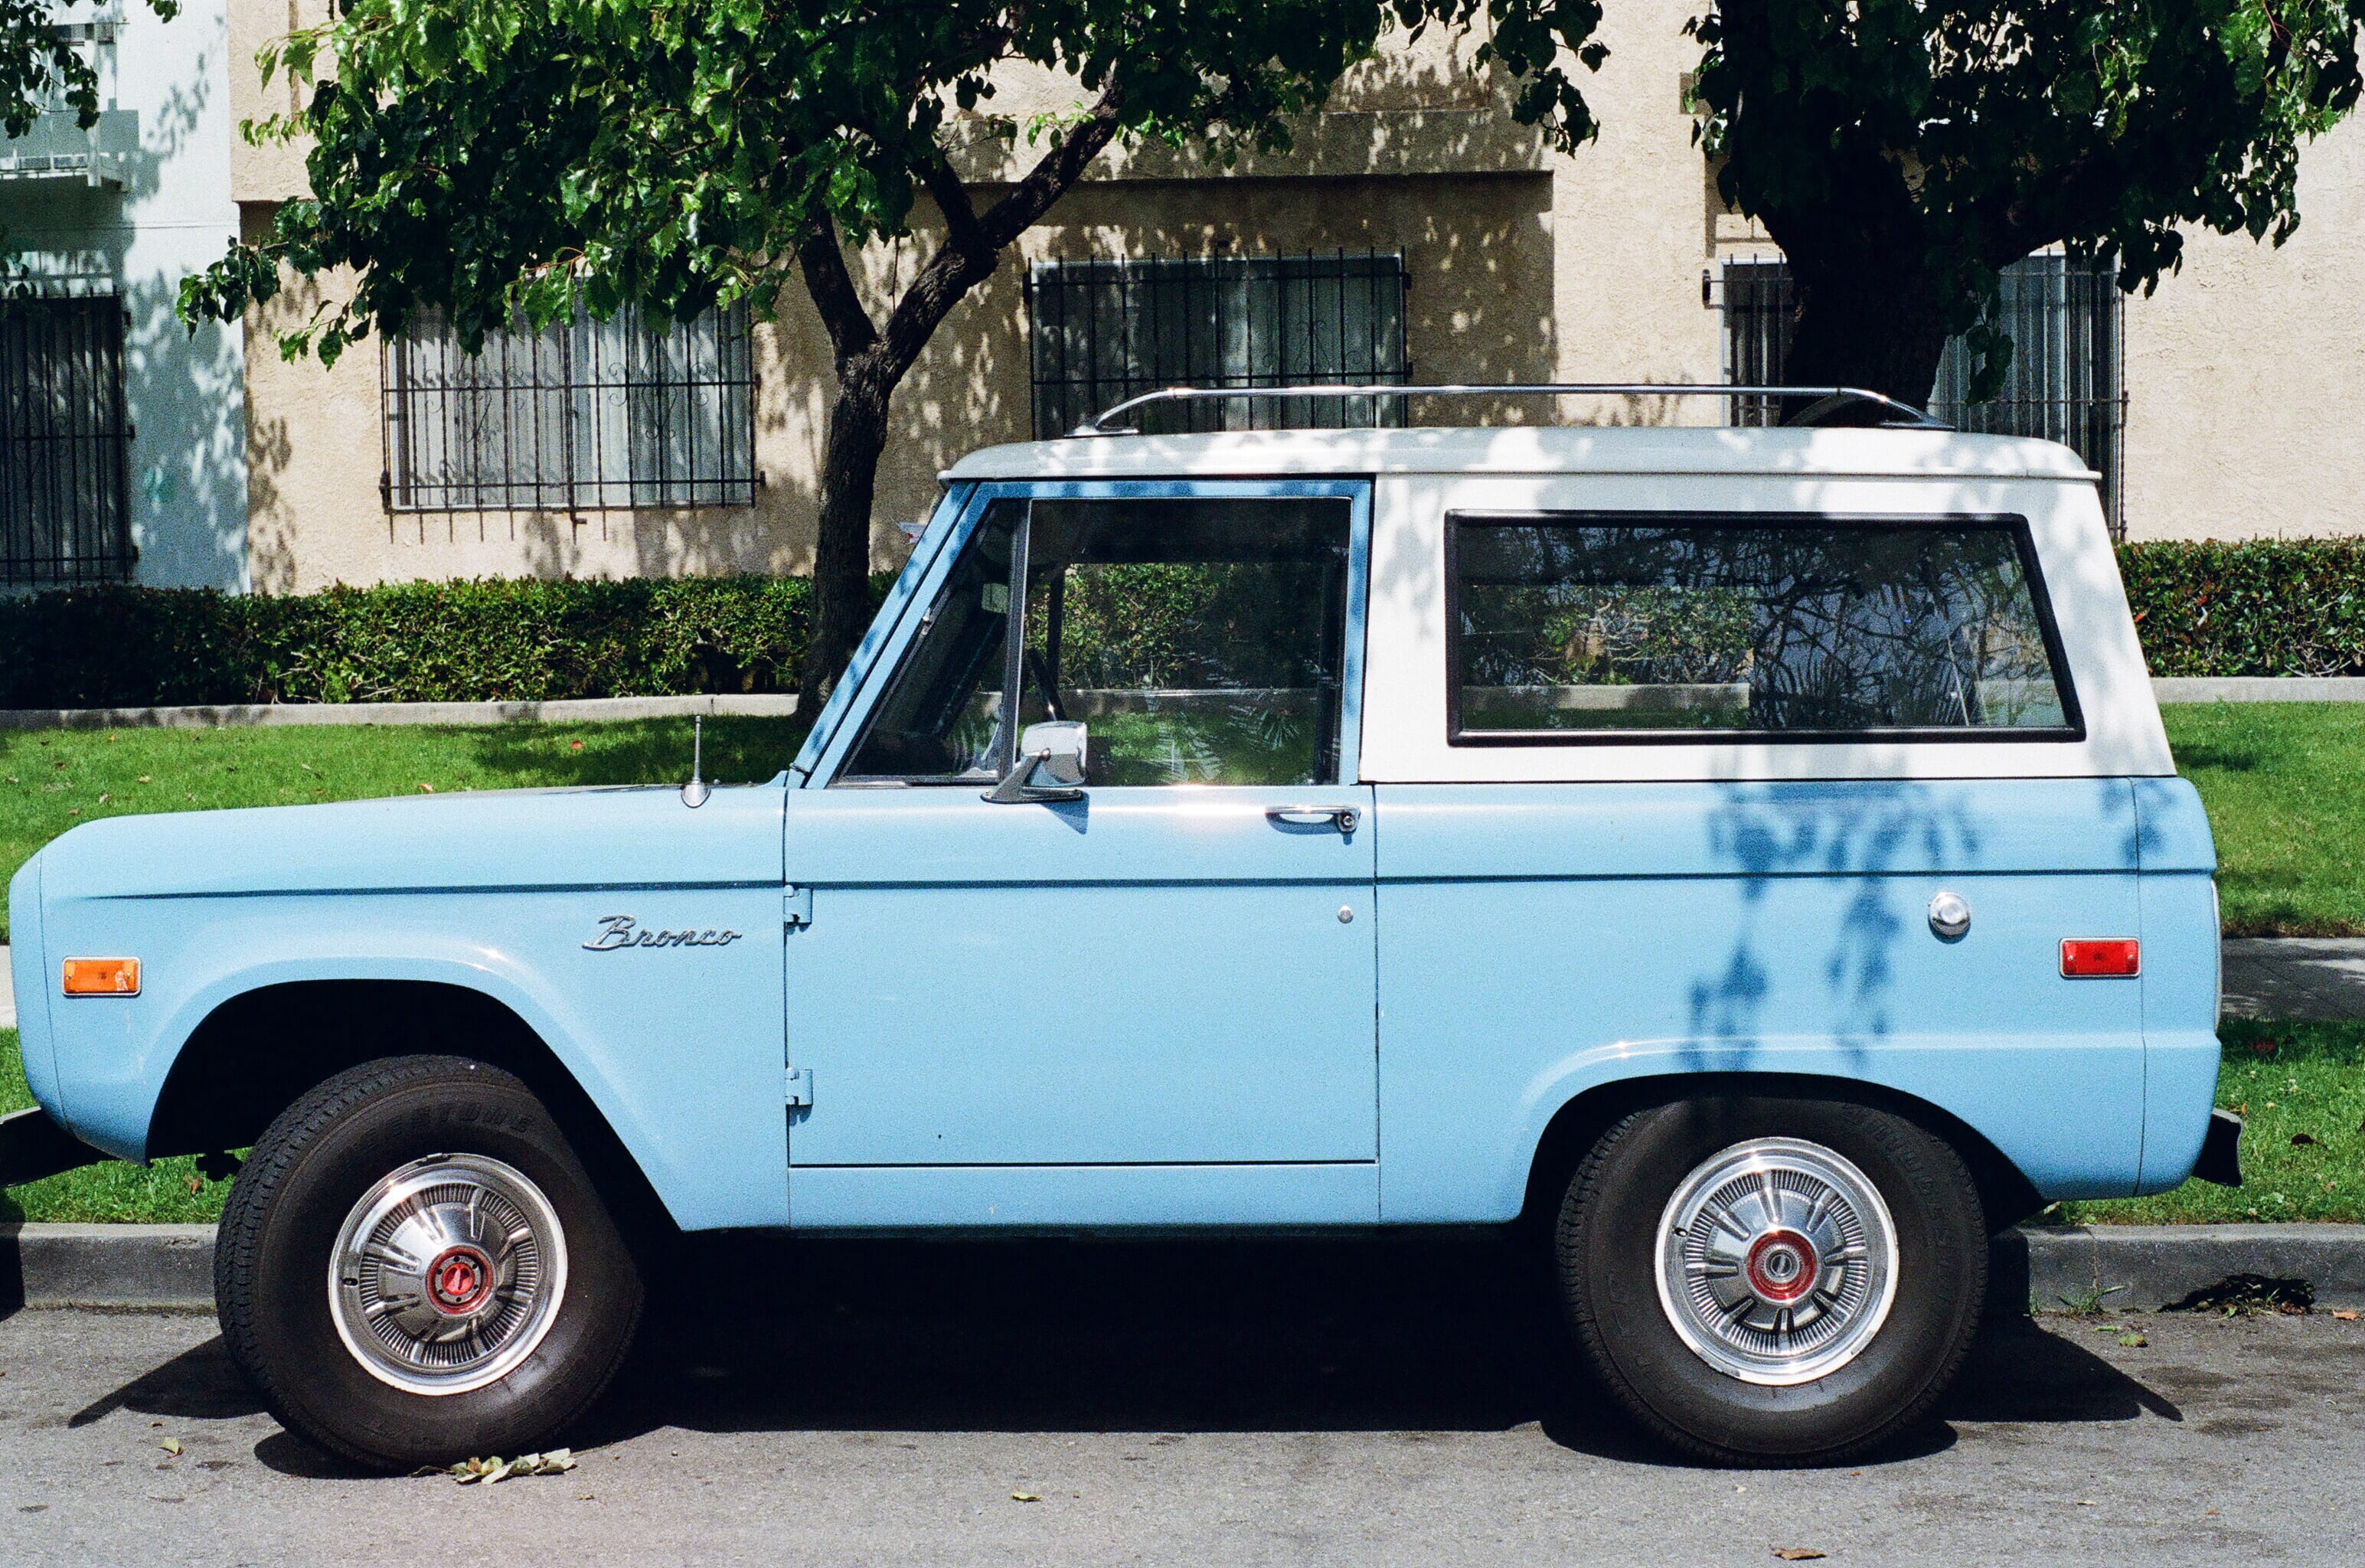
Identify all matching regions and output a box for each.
[0,1223,216,1312]
[1996,1223,2365,1312]
[0,693,799,732]
[2152,675,2365,703]
[4,1220,2362,1315]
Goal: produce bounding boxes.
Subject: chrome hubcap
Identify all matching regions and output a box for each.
[328,1154,568,1396]
[1653,1137,1898,1386]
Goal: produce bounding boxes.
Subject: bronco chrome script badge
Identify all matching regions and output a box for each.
[582,916,744,951]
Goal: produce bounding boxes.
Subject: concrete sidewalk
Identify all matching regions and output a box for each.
[2220,937,2365,1020]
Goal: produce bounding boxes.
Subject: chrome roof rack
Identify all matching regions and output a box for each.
[1072,384,1949,436]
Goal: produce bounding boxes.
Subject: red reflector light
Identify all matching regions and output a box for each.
[2060,939,2140,978]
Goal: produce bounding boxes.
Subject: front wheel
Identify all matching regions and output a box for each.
[216,1056,644,1470]
[1557,1095,1985,1466]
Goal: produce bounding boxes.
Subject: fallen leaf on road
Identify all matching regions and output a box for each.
[2118,1332,2148,1347]
[2331,1310,2359,1321]
[159,1439,181,1455]
[1772,1550,1827,1561]
[1011,1492,1042,1503]
[447,1449,575,1485]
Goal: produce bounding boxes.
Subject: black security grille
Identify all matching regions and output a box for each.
[382,302,756,513]
[1028,252,1410,436]
[1,292,133,586]
[1721,256,2125,534]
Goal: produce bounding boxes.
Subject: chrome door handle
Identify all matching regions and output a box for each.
[1266,804,1360,834]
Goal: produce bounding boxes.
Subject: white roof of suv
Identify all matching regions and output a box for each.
[941,426,2098,483]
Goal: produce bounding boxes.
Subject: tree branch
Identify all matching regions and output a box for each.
[874,87,1125,374]
[795,211,879,372]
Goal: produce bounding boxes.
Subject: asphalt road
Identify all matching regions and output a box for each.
[0,1234,2360,1567]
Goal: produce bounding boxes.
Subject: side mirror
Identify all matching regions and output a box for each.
[983,720,1088,803]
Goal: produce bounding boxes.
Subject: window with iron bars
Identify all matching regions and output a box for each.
[1,291,134,586]
[1720,255,2126,535]
[1028,252,1410,437]
[381,302,756,513]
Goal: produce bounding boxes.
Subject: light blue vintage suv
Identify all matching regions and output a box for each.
[5,385,2236,1469]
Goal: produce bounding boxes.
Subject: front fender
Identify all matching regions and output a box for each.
[35,785,789,1231]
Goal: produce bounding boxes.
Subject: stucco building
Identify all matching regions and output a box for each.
[0,0,247,591]
[8,3,2364,596]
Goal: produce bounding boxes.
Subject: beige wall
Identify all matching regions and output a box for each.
[2121,116,2365,541]
[227,0,2365,586]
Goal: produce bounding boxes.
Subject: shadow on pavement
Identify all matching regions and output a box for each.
[47,1233,2179,1478]
[67,1331,263,1429]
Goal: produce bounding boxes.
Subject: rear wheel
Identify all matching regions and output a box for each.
[1557,1095,1984,1465]
[216,1055,643,1470]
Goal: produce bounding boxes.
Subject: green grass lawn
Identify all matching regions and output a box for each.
[0,717,811,943]
[2161,702,2365,936]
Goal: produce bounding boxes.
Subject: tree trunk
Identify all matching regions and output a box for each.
[1777,255,1955,418]
[800,358,893,706]
[1753,144,1962,422]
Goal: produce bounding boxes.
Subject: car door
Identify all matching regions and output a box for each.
[781,481,1378,1227]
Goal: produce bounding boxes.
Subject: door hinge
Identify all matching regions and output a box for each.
[786,1066,814,1108]
[784,886,812,928]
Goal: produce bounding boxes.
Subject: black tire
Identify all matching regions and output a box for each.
[1557,1094,1984,1467]
[216,1055,644,1471]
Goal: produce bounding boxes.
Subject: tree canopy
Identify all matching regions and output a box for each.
[1677,0,2365,403]
[179,0,1605,695]
[3,0,178,142]
[180,0,1605,366]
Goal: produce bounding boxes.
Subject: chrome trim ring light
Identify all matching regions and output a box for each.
[1653,1137,1900,1386]
[329,1153,570,1396]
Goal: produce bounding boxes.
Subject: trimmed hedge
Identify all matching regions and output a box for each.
[2118,539,2365,678]
[0,577,873,708]
[2,541,2362,708]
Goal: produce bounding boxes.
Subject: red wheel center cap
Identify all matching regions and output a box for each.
[1745,1230,1818,1304]
[426,1246,493,1315]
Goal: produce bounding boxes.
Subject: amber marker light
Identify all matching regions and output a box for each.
[61,958,140,996]
[2060,939,2140,978]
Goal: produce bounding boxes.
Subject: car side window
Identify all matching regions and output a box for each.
[1447,513,2080,743]
[838,493,1353,786]
[1021,497,1351,787]
[839,500,1022,782]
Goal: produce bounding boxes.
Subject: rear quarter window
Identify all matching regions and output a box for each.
[1446,512,2082,744]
